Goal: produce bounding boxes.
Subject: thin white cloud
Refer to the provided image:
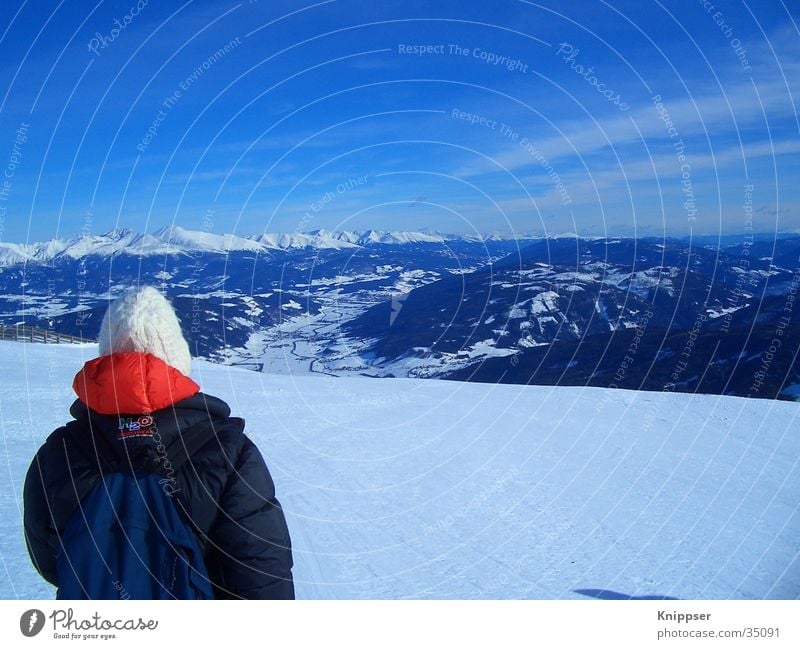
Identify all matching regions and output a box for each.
[452,76,798,179]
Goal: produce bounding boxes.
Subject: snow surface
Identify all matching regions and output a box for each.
[1,341,798,599]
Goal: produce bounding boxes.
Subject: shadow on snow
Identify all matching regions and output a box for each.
[574,589,679,600]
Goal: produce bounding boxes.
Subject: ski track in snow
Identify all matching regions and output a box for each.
[1,341,799,599]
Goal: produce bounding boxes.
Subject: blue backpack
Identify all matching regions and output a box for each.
[56,419,216,600]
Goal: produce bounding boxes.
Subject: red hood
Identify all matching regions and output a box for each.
[73,352,200,415]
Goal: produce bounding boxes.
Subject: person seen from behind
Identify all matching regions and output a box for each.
[23,286,294,599]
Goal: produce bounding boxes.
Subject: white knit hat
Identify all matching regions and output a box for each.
[97,286,192,375]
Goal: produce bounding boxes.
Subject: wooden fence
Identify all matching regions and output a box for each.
[0,323,93,345]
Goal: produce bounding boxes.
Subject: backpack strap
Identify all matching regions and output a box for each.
[64,419,121,473]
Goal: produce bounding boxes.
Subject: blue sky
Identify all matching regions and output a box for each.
[0,0,797,242]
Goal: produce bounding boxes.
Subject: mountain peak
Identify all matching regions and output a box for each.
[0,227,541,265]
[101,227,134,239]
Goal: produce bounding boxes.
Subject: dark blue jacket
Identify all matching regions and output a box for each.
[23,352,294,599]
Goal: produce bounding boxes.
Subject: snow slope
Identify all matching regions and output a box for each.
[0,341,798,599]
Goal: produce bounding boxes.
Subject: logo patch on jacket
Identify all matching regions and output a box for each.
[117,415,155,440]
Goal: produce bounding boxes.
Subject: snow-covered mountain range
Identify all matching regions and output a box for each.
[0,227,797,401]
[0,226,541,264]
[344,236,800,399]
